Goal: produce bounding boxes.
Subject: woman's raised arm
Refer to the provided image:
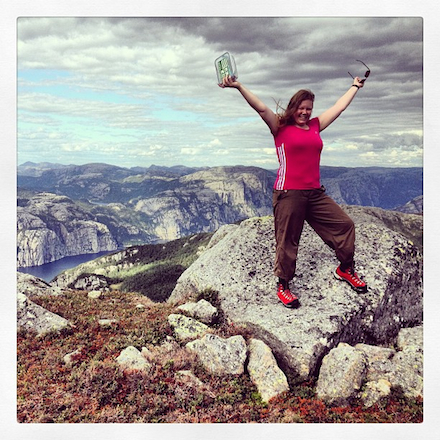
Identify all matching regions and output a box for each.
[220,75,279,136]
[318,77,364,131]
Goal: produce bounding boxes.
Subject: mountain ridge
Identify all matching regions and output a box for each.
[18,162,422,210]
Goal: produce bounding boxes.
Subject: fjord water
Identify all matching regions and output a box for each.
[18,251,113,283]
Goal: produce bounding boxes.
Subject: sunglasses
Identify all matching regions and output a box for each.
[348,59,371,83]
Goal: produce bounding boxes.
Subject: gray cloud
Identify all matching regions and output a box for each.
[17,17,423,169]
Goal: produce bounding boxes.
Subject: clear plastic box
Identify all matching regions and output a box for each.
[215,52,238,85]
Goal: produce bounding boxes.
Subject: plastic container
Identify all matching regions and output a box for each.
[215,52,238,85]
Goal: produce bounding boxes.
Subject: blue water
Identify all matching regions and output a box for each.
[18,251,114,283]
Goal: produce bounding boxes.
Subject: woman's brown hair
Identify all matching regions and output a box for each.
[276,89,315,128]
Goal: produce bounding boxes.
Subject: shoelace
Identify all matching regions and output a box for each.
[345,270,364,286]
[278,285,297,301]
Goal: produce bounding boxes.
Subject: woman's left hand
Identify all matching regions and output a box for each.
[353,76,365,88]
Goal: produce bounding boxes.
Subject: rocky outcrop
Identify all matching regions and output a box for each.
[17,272,63,297]
[317,325,423,406]
[164,295,422,406]
[17,272,71,335]
[167,298,289,402]
[169,207,423,385]
[17,192,118,267]
[17,264,422,406]
[17,292,70,336]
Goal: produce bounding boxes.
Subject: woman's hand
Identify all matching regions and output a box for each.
[353,76,365,88]
[219,75,241,89]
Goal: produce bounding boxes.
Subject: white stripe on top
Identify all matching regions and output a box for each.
[276,143,286,190]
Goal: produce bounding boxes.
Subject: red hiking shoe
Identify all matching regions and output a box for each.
[277,283,300,308]
[334,265,368,293]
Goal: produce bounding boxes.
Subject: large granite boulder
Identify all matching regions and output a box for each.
[169,207,422,383]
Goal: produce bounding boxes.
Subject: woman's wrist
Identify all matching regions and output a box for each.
[351,84,360,89]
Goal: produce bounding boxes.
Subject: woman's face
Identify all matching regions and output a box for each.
[293,99,313,127]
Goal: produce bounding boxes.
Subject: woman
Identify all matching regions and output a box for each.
[220,74,367,308]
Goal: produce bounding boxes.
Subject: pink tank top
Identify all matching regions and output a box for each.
[273,117,323,190]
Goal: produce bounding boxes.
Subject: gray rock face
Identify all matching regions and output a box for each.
[17,192,118,267]
[134,167,273,241]
[247,338,289,402]
[169,207,423,383]
[17,292,70,336]
[186,334,247,376]
[316,343,368,405]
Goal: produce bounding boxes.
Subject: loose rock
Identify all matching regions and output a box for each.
[316,342,367,406]
[116,346,151,372]
[247,338,289,402]
[186,334,247,376]
[88,290,102,299]
[168,314,210,341]
[17,292,70,336]
[177,299,218,324]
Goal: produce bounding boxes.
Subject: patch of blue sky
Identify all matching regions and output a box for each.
[18,112,139,145]
[18,70,144,105]
[23,84,144,106]
[18,69,72,82]
[151,108,201,122]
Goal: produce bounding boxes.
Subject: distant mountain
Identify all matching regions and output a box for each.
[17,165,275,267]
[393,195,423,214]
[18,162,422,211]
[319,166,422,210]
[17,163,423,267]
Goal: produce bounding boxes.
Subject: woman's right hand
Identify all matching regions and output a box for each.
[219,75,241,88]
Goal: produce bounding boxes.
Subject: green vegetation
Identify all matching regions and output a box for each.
[120,262,186,302]
[17,289,423,423]
[68,232,214,302]
[117,232,212,301]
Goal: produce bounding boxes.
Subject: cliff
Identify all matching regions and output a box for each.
[134,166,273,240]
[17,192,118,267]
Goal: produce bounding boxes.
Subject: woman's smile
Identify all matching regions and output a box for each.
[293,99,313,127]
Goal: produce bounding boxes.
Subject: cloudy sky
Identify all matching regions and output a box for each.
[17,16,424,170]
